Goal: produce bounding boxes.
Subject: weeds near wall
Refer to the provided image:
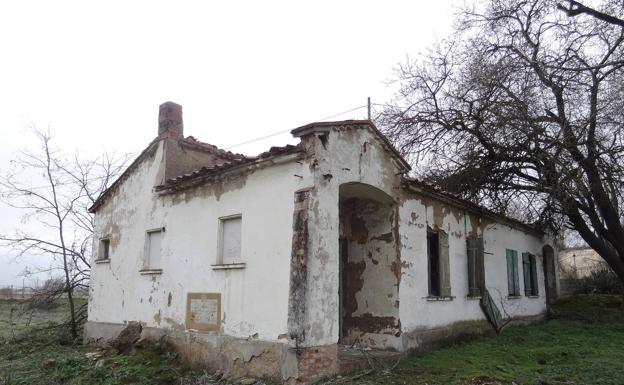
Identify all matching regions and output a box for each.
[576,262,624,295]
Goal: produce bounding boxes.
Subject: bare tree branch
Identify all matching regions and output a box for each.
[0,127,130,339]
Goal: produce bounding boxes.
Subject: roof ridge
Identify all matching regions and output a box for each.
[180,136,247,160]
[158,143,303,189]
[401,177,543,235]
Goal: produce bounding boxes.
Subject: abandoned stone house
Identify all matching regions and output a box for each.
[85,102,560,383]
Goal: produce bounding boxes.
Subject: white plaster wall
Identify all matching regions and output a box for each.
[90,128,554,352]
[88,140,313,342]
[398,197,549,332]
[301,127,404,347]
[301,125,552,349]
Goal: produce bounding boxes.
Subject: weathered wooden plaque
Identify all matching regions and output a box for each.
[185,292,221,331]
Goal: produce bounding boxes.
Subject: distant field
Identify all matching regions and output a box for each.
[1,295,623,385]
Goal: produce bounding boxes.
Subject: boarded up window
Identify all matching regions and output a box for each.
[220,215,242,264]
[146,229,162,269]
[467,238,485,297]
[522,252,539,296]
[427,230,451,297]
[506,249,520,296]
[98,238,110,261]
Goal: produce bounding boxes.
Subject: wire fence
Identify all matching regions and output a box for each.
[0,285,36,299]
[0,284,89,300]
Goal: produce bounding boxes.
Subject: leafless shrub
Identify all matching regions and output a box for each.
[0,127,130,340]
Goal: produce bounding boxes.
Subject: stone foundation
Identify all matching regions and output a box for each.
[84,321,340,384]
[85,321,298,382]
[85,315,545,384]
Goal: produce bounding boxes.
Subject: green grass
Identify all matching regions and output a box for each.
[0,299,198,385]
[339,295,624,385]
[1,295,623,384]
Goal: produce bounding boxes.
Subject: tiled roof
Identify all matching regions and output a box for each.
[180,136,247,161]
[402,177,544,235]
[154,144,303,192]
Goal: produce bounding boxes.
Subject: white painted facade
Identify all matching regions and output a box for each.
[89,139,314,342]
[86,104,559,382]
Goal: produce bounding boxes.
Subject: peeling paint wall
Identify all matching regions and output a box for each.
[293,126,404,349]
[339,197,401,349]
[293,124,553,353]
[88,139,314,345]
[88,121,555,382]
[398,194,549,350]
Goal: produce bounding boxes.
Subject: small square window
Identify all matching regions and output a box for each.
[219,215,242,264]
[98,238,110,261]
[145,229,163,269]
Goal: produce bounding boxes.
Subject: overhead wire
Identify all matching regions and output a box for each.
[224,104,368,150]
[7,104,378,191]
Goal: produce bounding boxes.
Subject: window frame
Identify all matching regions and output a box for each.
[522,252,539,297]
[466,237,485,298]
[142,227,164,272]
[427,228,452,298]
[96,237,111,263]
[217,214,243,266]
[506,249,521,297]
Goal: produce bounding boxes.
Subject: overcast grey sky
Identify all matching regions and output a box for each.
[0,0,456,286]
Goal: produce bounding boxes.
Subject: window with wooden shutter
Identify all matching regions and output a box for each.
[427,230,451,297]
[529,254,539,296]
[439,232,451,297]
[523,252,539,296]
[506,249,520,296]
[522,252,532,296]
[467,238,485,297]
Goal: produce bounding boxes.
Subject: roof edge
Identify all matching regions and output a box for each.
[402,178,544,237]
[154,147,304,194]
[88,138,160,213]
[291,120,411,172]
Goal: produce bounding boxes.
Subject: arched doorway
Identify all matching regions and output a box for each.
[338,182,401,349]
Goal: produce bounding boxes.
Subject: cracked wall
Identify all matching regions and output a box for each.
[291,123,552,354]
[88,138,314,349]
[339,196,401,350]
[290,125,405,349]
[397,192,551,350]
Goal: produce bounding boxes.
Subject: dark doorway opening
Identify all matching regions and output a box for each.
[427,231,440,297]
[337,182,400,348]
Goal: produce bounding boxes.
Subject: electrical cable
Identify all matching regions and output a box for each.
[224,104,368,150]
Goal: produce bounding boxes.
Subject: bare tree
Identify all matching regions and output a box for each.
[558,0,624,27]
[380,0,624,281]
[0,127,129,340]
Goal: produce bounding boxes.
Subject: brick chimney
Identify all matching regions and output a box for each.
[158,101,183,138]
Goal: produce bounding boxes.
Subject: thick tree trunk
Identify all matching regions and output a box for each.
[568,205,624,284]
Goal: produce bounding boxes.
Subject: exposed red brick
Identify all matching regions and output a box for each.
[158,101,183,138]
